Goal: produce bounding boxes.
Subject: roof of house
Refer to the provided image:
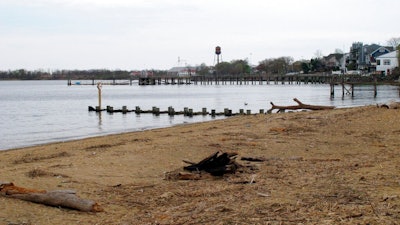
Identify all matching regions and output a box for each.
[364,44,381,54]
[376,50,398,59]
[324,53,343,61]
[169,66,196,72]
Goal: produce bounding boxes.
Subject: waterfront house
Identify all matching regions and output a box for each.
[323,53,344,70]
[349,42,393,72]
[367,46,394,69]
[376,50,399,75]
[168,67,197,77]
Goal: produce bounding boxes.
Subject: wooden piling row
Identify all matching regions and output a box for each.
[88,106,260,116]
[137,74,332,86]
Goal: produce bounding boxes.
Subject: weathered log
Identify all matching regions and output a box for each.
[268,98,335,113]
[378,101,400,109]
[0,182,103,212]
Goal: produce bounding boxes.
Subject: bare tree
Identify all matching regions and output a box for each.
[334,48,344,54]
[314,50,323,59]
[387,37,400,48]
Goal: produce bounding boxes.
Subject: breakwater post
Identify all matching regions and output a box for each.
[89,105,270,116]
[202,108,207,115]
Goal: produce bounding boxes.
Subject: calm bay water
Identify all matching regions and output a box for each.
[1,80,399,150]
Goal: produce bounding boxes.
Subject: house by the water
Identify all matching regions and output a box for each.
[376,50,399,75]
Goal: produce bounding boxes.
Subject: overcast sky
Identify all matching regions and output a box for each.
[0,0,399,71]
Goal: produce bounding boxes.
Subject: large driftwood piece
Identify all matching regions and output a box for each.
[268,98,335,113]
[378,101,400,109]
[0,182,103,212]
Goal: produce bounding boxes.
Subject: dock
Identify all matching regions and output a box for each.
[70,73,399,98]
[68,79,133,86]
[137,73,333,85]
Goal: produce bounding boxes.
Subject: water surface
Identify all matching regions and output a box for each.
[1,80,398,150]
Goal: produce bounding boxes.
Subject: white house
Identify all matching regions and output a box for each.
[168,67,197,77]
[376,50,398,75]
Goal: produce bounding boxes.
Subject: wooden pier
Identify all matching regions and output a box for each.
[67,79,133,86]
[140,74,398,98]
[70,73,399,98]
[137,73,333,86]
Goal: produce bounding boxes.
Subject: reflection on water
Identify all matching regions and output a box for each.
[0,80,399,150]
[97,111,103,129]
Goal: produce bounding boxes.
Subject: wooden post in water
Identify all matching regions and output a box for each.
[351,84,354,97]
[374,76,377,97]
[152,107,160,115]
[224,108,229,116]
[168,106,175,116]
[202,108,207,115]
[108,106,114,113]
[341,83,345,98]
[97,82,102,111]
[135,106,141,114]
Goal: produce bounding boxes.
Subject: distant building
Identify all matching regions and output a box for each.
[376,50,399,75]
[168,67,197,77]
[323,53,344,69]
[368,46,394,69]
[130,70,154,78]
[349,42,394,71]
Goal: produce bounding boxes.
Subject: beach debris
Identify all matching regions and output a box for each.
[0,181,103,212]
[268,98,335,113]
[164,151,240,180]
[241,156,267,162]
[183,151,239,176]
[164,151,265,181]
[377,101,400,109]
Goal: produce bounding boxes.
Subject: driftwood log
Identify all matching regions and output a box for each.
[0,182,103,212]
[378,101,400,109]
[268,98,335,113]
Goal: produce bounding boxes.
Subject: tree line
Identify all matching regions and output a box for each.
[1,38,399,80]
[0,69,165,80]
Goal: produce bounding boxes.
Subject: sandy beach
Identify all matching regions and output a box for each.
[1,105,400,224]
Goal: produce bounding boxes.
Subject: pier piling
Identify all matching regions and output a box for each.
[97,82,102,110]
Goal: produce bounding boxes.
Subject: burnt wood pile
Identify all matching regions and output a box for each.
[183,151,239,176]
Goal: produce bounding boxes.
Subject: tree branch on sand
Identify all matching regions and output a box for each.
[0,182,103,212]
[268,98,335,113]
